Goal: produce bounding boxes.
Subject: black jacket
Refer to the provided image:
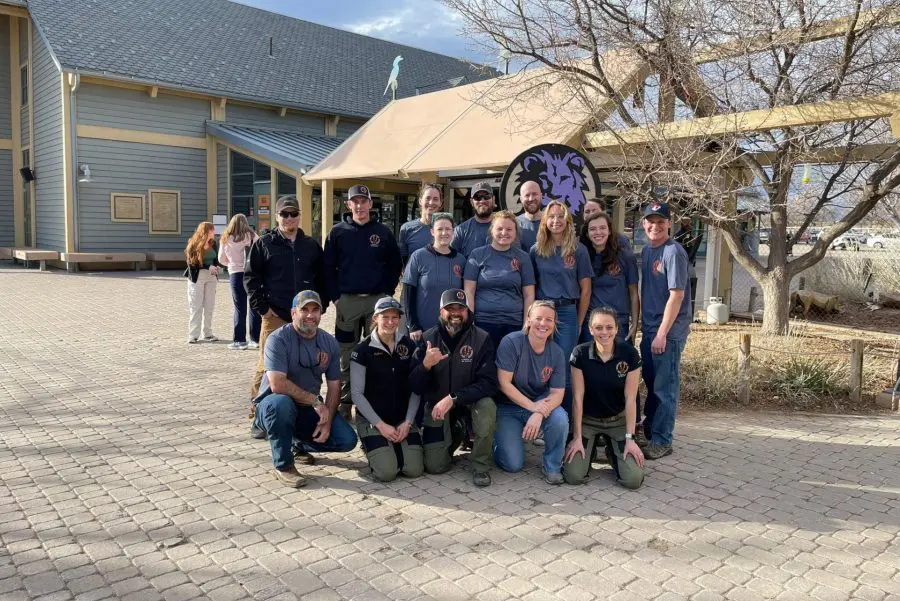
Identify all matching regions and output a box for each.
[184,241,223,283]
[352,333,416,426]
[323,219,402,301]
[409,319,498,407]
[244,229,326,323]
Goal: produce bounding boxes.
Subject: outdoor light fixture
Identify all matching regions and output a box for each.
[78,164,92,183]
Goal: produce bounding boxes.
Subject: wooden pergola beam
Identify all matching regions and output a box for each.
[585,92,900,149]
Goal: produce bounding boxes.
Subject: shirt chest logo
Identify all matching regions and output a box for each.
[396,344,409,359]
[317,352,331,368]
[653,259,664,275]
[608,262,621,276]
[459,344,474,362]
[616,361,629,378]
[453,264,463,278]
[369,234,381,248]
[510,258,521,272]
[563,254,576,269]
[541,366,554,383]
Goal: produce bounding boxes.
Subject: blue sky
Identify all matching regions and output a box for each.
[234,0,490,63]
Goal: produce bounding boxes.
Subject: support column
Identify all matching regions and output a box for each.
[269,165,277,230]
[613,196,625,234]
[297,175,313,235]
[10,17,22,247]
[61,73,76,254]
[321,179,334,246]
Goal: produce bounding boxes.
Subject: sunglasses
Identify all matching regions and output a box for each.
[473,194,491,201]
[279,211,300,218]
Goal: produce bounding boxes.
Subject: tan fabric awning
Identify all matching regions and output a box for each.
[304,51,649,182]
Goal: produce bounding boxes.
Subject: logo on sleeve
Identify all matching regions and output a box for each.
[396,344,409,359]
[616,361,629,378]
[459,345,474,362]
[563,254,576,269]
[317,351,330,368]
[541,366,554,383]
[369,234,381,247]
[510,258,521,272]
[653,259,664,275]
[608,262,621,277]
[453,264,463,278]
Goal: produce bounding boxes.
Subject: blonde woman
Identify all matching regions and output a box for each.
[218,214,260,350]
[530,201,592,412]
[184,222,222,343]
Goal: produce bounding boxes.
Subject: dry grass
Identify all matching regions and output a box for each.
[802,250,900,302]
[677,323,899,413]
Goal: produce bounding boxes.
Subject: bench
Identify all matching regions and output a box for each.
[12,248,60,271]
[61,252,147,272]
[147,251,187,271]
[0,247,11,260]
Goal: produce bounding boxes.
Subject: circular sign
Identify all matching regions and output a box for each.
[500,144,602,220]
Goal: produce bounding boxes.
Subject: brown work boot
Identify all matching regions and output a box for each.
[273,466,307,488]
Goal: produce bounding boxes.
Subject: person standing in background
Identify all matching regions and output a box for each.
[218,214,260,350]
[452,182,496,258]
[184,222,222,344]
[399,183,444,265]
[516,180,544,251]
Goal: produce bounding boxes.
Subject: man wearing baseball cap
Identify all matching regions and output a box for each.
[323,183,402,418]
[252,290,358,488]
[639,201,691,460]
[451,182,496,258]
[409,288,498,486]
[245,194,326,439]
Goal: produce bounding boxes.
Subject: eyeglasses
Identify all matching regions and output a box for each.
[279,211,300,218]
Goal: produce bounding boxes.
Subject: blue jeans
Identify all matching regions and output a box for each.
[553,304,578,414]
[493,403,569,475]
[255,394,358,469]
[639,334,685,446]
[476,320,522,350]
[229,272,261,343]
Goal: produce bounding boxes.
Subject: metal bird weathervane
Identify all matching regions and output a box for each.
[383,55,403,101]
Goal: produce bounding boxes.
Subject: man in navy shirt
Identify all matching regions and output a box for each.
[452,181,495,257]
[323,184,402,416]
[516,180,543,251]
[639,202,692,460]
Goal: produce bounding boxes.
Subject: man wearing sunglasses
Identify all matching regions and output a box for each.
[451,181,496,258]
[323,184,402,418]
[245,195,326,439]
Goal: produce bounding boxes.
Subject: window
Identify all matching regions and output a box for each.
[20,65,28,105]
[276,171,296,199]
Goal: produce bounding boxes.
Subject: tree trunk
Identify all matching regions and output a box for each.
[759,269,792,335]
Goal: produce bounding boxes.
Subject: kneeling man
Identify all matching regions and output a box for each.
[254,290,358,487]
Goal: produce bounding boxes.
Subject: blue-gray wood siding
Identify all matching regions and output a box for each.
[32,21,64,252]
[77,83,210,137]
[20,106,28,145]
[0,16,11,139]
[75,138,207,252]
[217,143,227,215]
[227,103,324,135]
[336,118,364,139]
[0,151,13,246]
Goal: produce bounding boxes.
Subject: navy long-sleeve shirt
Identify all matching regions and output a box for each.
[323,219,402,301]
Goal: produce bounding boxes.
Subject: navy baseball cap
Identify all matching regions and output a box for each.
[643,201,671,220]
[292,290,322,309]
[348,184,371,201]
[373,296,403,315]
[440,289,468,309]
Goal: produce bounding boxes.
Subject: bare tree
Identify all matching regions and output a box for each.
[444,0,900,334]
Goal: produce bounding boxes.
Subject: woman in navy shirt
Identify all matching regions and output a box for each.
[463,211,536,348]
[402,213,466,341]
[580,213,639,343]
[398,183,444,264]
[564,307,644,489]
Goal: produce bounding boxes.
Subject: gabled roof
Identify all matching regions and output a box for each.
[206,122,343,174]
[27,0,495,119]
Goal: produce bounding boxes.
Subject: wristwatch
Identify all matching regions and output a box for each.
[624,433,635,440]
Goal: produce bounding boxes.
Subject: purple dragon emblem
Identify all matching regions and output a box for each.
[515,148,590,214]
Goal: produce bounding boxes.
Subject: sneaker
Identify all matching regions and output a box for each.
[247,341,260,350]
[273,466,307,488]
[472,471,491,487]
[644,443,673,460]
[542,470,564,485]
[250,422,267,440]
[187,338,199,344]
[292,445,317,466]
[202,335,219,343]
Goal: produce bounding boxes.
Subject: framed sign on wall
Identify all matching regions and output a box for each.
[148,189,182,235]
[110,193,146,223]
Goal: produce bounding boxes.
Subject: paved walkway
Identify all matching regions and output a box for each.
[1,264,899,601]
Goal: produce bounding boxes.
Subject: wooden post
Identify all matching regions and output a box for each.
[321,179,334,247]
[849,339,864,403]
[738,334,751,403]
[748,287,759,312]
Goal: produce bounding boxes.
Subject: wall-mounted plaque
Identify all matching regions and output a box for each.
[110,193,145,223]
[148,189,182,235]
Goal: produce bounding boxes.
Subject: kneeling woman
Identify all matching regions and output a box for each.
[350,297,424,482]
[494,301,569,484]
[564,307,644,489]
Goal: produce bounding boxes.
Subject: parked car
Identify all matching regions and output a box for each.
[808,229,821,243]
[867,233,900,249]
[830,234,861,250]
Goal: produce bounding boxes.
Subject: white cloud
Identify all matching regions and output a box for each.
[345,1,463,43]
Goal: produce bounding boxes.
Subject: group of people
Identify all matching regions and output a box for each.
[185,180,693,490]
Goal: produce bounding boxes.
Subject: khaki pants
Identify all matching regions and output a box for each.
[423,397,496,475]
[356,419,424,482]
[187,269,217,340]
[334,295,379,407]
[563,413,644,489]
[248,313,288,417]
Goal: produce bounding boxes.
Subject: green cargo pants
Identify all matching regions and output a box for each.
[563,413,644,489]
[356,419,424,482]
[423,397,496,475]
[334,294,379,410]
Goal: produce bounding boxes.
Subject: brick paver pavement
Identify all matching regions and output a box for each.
[1,264,899,601]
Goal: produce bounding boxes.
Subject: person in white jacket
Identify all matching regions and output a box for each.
[218,214,260,350]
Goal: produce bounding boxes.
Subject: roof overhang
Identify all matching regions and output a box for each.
[206,121,344,175]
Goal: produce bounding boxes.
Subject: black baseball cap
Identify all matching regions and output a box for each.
[643,201,671,219]
[440,289,468,309]
[348,184,372,201]
[275,195,300,213]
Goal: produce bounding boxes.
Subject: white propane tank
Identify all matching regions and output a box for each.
[706,297,730,325]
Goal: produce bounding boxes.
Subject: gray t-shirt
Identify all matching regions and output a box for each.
[495,331,566,403]
[452,217,492,258]
[590,248,639,324]
[641,238,691,341]
[402,246,466,332]
[530,242,592,301]
[256,325,341,401]
[398,219,433,262]
[517,214,541,251]
[464,246,536,327]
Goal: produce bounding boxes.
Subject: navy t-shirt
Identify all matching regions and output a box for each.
[570,340,641,419]
[530,243,592,302]
[402,246,466,332]
[641,238,691,341]
[399,219,433,262]
[517,214,541,251]
[452,218,493,258]
[256,325,341,401]
[590,248,639,324]
[496,331,566,403]
[464,245,536,327]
